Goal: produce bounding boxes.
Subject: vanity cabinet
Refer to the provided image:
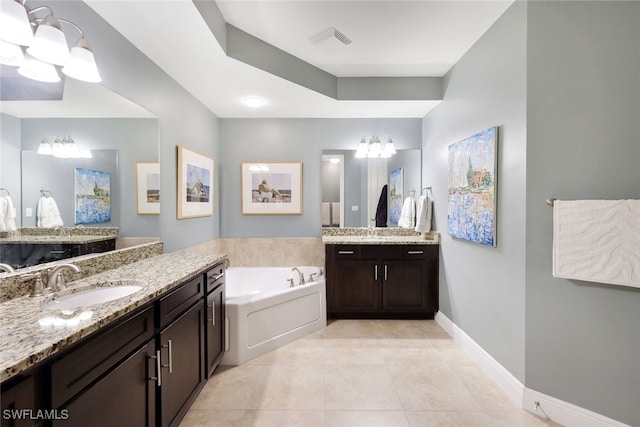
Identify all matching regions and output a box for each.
[326,244,439,319]
[0,238,116,269]
[1,371,35,427]
[204,264,226,378]
[157,275,205,427]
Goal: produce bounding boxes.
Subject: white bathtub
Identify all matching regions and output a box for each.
[221,266,327,365]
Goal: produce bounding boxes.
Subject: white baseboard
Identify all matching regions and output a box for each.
[434,311,524,404]
[523,388,631,427]
[434,312,631,427]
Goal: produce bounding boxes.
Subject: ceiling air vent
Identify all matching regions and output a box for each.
[309,27,352,52]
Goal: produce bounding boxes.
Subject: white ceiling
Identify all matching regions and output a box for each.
[2,0,514,119]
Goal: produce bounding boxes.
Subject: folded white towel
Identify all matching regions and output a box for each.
[398,197,415,229]
[2,195,17,232]
[37,196,64,228]
[321,202,331,226]
[415,194,433,233]
[0,197,6,232]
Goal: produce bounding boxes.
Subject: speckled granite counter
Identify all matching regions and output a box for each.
[0,235,116,244]
[322,228,440,245]
[0,249,227,383]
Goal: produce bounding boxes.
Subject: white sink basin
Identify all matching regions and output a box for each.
[42,282,143,311]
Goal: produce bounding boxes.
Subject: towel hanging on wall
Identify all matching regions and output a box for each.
[398,196,415,229]
[552,199,640,288]
[1,195,17,232]
[37,195,64,228]
[415,193,433,233]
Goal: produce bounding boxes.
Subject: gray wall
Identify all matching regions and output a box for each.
[39,1,221,252]
[0,114,21,221]
[525,2,640,425]
[421,1,528,382]
[19,118,159,237]
[219,118,422,237]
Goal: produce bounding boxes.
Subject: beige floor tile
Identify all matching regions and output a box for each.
[241,410,324,427]
[325,410,410,427]
[323,347,386,365]
[192,365,262,410]
[247,365,326,410]
[454,366,521,412]
[325,365,404,411]
[179,409,245,427]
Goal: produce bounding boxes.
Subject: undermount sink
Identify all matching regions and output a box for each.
[42,281,143,311]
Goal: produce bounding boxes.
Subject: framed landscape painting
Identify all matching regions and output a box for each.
[241,162,302,215]
[447,126,498,247]
[136,162,160,215]
[177,145,214,219]
[75,168,111,224]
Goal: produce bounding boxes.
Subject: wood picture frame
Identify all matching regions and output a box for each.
[177,145,214,219]
[241,162,303,215]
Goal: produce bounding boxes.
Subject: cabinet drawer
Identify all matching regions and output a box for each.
[206,263,225,293]
[158,275,204,328]
[403,245,428,259]
[333,245,361,259]
[361,245,402,260]
[51,306,154,408]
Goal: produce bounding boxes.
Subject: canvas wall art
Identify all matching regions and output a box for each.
[447,126,498,247]
[241,162,302,215]
[177,145,214,219]
[136,162,160,215]
[388,167,404,225]
[75,168,111,224]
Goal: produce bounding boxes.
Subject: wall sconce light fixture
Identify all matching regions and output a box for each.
[37,136,92,159]
[355,135,396,158]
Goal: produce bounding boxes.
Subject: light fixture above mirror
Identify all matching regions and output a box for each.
[0,1,102,83]
[37,135,92,158]
[355,135,396,158]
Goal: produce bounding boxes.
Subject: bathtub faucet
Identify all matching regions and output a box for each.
[291,267,305,286]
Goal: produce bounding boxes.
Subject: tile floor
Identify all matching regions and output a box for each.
[180,319,558,427]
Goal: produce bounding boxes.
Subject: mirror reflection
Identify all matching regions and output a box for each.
[321,149,421,228]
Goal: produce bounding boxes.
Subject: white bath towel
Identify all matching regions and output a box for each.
[0,197,6,232]
[37,196,64,228]
[552,199,640,288]
[331,202,341,226]
[321,202,331,226]
[415,194,433,233]
[397,197,415,229]
[2,195,17,232]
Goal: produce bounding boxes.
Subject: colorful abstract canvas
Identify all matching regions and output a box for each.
[447,127,498,247]
[388,167,403,224]
[75,168,111,224]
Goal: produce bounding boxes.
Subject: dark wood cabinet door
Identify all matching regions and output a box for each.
[382,260,429,312]
[159,302,205,427]
[333,259,379,312]
[1,374,35,427]
[206,284,225,378]
[54,341,156,427]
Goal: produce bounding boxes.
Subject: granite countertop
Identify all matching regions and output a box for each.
[322,232,440,245]
[0,249,227,383]
[0,235,117,244]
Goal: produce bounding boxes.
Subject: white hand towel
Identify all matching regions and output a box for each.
[37,196,64,228]
[331,202,341,226]
[398,197,415,229]
[0,197,6,232]
[2,195,17,231]
[321,202,331,226]
[415,194,433,233]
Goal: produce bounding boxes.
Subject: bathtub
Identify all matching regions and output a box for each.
[221,266,327,365]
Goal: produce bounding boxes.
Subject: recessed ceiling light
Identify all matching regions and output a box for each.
[241,96,267,108]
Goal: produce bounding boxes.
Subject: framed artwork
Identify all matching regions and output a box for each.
[136,162,160,215]
[75,168,111,224]
[388,167,404,225]
[241,162,303,215]
[447,126,498,247]
[177,145,214,219]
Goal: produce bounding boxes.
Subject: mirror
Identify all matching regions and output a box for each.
[0,78,160,273]
[322,149,421,228]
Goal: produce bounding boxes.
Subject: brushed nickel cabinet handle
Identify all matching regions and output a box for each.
[162,340,173,374]
[407,250,424,254]
[384,265,388,280]
[374,265,378,281]
[338,250,354,255]
[149,350,162,386]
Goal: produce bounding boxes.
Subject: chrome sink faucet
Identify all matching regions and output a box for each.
[0,263,14,273]
[47,263,81,292]
[291,267,305,286]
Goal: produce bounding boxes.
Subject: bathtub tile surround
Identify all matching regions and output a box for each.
[182,319,557,427]
[219,238,324,267]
